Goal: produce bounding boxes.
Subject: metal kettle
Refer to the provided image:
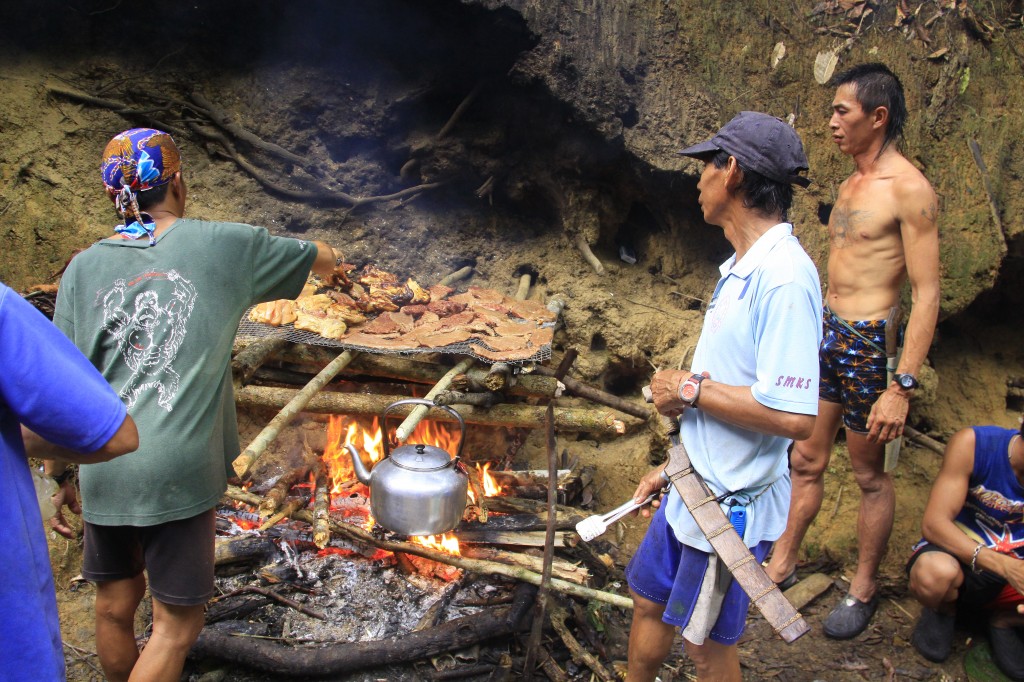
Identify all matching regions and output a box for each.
[346,398,468,537]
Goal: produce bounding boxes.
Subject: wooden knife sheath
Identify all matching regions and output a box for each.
[663,442,810,643]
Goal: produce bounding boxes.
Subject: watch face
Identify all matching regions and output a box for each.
[681,381,699,402]
[897,374,917,389]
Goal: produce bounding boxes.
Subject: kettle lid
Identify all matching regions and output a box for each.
[390,443,453,471]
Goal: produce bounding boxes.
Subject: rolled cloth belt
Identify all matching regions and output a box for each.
[662,441,810,643]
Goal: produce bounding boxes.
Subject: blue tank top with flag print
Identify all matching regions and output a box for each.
[954,425,1024,560]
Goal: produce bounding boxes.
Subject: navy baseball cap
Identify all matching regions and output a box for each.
[679,111,811,188]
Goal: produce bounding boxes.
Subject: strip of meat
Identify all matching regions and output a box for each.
[414,328,473,348]
[407,278,430,304]
[507,298,557,323]
[248,300,297,327]
[293,311,347,340]
[426,299,467,317]
[355,264,400,287]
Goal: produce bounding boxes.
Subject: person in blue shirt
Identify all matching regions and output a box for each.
[625,112,821,682]
[1,281,138,682]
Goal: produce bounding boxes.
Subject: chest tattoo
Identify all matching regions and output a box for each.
[830,205,871,248]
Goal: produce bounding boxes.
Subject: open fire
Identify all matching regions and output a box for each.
[317,413,503,555]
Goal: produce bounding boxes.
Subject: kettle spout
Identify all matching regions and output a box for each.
[346,444,373,486]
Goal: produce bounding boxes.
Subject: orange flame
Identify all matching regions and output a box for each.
[413,533,461,555]
[476,462,502,497]
[320,413,463,504]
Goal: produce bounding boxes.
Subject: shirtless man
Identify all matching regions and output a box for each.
[765,63,941,639]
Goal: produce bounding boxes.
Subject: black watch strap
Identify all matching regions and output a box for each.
[51,468,74,486]
[893,373,919,390]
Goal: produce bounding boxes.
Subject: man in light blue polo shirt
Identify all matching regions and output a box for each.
[625,112,822,682]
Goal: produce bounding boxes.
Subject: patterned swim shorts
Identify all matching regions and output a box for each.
[818,306,892,433]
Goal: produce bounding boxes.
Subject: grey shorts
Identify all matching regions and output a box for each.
[82,508,216,606]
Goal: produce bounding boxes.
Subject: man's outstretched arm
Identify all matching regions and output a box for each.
[866,176,940,444]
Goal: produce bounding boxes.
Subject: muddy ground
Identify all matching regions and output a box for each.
[3,1,1024,680]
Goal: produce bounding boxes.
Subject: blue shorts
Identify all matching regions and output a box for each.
[625,504,773,645]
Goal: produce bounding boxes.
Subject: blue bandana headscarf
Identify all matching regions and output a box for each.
[100,128,181,246]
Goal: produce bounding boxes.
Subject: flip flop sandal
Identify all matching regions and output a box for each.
[910,607,955,662]
[989,624,1024,681]
[823,592,878,640]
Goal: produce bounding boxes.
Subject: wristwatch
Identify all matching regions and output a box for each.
[893,373,919,391]
[51,468,74,486]
[678,373,705,407]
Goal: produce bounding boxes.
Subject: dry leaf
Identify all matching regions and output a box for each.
[927,47,949,59]
[771,42,787,69]
[814,50,839,84]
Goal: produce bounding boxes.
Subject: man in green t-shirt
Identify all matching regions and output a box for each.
[47,128,349,682]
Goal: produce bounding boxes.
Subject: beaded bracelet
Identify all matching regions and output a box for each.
[970,542,985,574]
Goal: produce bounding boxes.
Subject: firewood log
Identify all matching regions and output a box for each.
[214,536,277,567]
[234,387,636,435]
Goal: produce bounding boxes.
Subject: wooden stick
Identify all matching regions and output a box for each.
[904,425,946,456]
[439,266,474,287]
[211,585,326,621]
[451,373,488,393]
[312,463,330,549]
[224,487,632,609]
[467,465,489,524]
[459,546,589,584]
[414,575,466,632]
[455,530,576,548]
[548,602,617,682]
[537,647,569,682]
[258,498,306,531]
[233,350,357,479]
[234,386,634,435]
[394,357,475,443]
[573,234,604,275]
[968,138,1007,244]
[260,465,312,515]
[433,390,504,408]
[532,366,651,420]
[232,336,288,388]
[457,510,580,533]
[214,536,277,567]
[485,362,512,391]
[523,404,560,680]
[483,496,586,521]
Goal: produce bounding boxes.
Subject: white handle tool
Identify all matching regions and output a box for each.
[575,492,659,542]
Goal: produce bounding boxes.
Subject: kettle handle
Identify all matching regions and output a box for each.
[381,398,466,460]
